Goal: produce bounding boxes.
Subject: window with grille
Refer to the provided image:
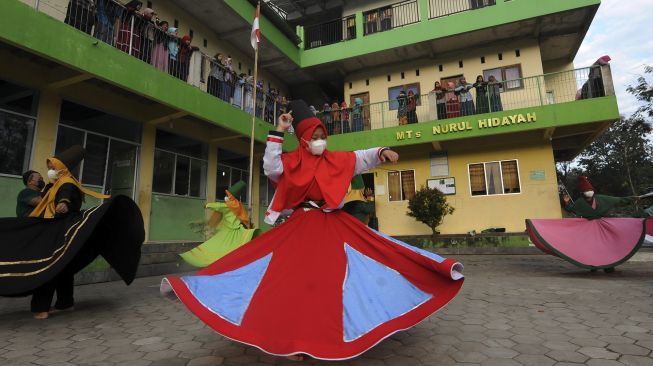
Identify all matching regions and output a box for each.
[483,64,523,91]
[468,160,520,196]
[388,170,416,201]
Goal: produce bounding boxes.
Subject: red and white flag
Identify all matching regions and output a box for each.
[251,3,261,50]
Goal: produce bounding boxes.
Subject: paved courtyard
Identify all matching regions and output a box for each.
[1,253,653,366]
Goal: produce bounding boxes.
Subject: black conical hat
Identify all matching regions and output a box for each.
[288,99,320,137]
[54,145,85,170]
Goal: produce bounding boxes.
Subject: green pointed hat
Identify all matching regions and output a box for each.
[227,180,247,198]
[350,175,365,190]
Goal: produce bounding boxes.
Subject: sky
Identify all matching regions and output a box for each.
[575,0,652,118]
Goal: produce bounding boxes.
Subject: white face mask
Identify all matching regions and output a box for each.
[584,190,594,198]
[308,139,327,155]
[47,169,59,181]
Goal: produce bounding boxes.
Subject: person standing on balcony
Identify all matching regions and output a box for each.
[167,27,180,78]
[223,56,235,103]
[178,36,199,82]
[256,81,265,119]
[322,102,333,134]
[407,90,419,124]
[351,97,364,132]
[340,101,351,133]
[233,73,247,109]
[397,90,408,125]
[243,76,254,114]
[116,1,143,58]
[455,77,475,116]
[94,0,122,44]
[64,0,96,35]
[488,75,503,112]
[208,53,225,99]
[139,8,156,64]
[161,100,463,361]
[433,81,447,120]
[331,100,341,134]
[474,75,489,114]
[16,171,44,218]
[151,20,169,72]
[445,81,461,118]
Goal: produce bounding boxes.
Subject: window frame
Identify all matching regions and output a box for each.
[56,124,141,196]
[216,163,249,203]
[482,64,524,91]
[153,147,208,199]
[0,107,37,178]
[387,169,417,202]
[467,159,522,197]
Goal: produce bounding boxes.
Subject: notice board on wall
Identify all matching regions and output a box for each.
[427,177,456,195]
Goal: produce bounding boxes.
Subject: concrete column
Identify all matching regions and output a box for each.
[355,12,364,40]
[419,0,430,22]
[31,89,61,175]
[138,123,156,241]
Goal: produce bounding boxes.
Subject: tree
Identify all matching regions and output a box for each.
[627,65,653,119]
[407,186,454,242]
[576,117,653,207]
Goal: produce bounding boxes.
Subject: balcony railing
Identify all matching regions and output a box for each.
[363,0,420,36]
[429,0,496,19]
[315,65,614,136]
[304,15,356,50]
[302,0,498,49]
[29,0,287,125]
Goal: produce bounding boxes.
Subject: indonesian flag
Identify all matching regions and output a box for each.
[251,3,260,50]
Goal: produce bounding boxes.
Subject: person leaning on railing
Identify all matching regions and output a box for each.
[455,77,476,116]
[64,0,96,35]
[151,20,170,72]
[487,75,503,112]
[432,82,447,120]
[115,1,143,58]
[139,8,157,64]
[473,75,489,114]
[94,0,123,44]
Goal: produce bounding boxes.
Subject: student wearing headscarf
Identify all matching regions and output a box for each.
[473,75,489,114]
[0,146,145,319]
[167,27,180,77]
[139,8,157,64]
[455,77,475,116]
[162,100,463,361]
[432,81,447,120]
[151,20,170,72]
[116,1,143,58]
[406,90,419,124]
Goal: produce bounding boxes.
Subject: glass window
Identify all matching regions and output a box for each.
[152,150,175,194]
[0,111,35,176]
[156,129,207,159]
[469,160,521,196]
[190,158,207,198]
[60,101,141,143]
[174,155,190,196]
[388,170,416,201]
[430,152,449,177]
[81,134,109,186]
[216,164,230,199]
[485,162,502,195]
[483,64,523,91]
[0,80,38,116]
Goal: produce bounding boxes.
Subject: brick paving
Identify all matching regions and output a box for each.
[1,253,653,366]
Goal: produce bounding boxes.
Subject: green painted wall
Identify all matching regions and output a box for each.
[0,175,25,217]
[148,194,206,241]
[0,0,273,143]
[327,96,619,150]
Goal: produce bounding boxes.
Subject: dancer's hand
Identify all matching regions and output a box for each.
[381,149,399,163]
[276,111,293,132]
[563,194,571,204]
[55,202,69,214]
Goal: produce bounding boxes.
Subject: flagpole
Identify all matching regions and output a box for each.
[246,1,260,225]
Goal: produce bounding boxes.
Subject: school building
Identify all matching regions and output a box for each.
[0,0,618,244]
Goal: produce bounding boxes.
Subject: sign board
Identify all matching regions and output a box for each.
[529,170,545,181]
[427,178,456,195]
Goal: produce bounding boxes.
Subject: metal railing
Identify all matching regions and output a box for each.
[429,0,497,19]
[304,15,357,50]
[31,0,285,125]
[315,65,613,136]
[363,0,420,36]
